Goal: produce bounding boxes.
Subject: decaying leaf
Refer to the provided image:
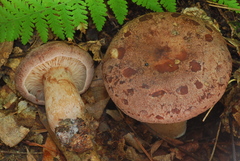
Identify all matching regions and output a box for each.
[17,101,37,127]
[221,68,240,137]
[0,41,13,68]
[150,140,163,156]
[125,146,147,161]
[221,84,240,137]
[123,133,143,153]
[106,109,123,121]
[42,136,61,161]
[170,141,199,160]
[84,63,110,119]
[0,84,17,109]
[0,113,30,147]
[225,38,240,55]
[5,57,22,71]
[152,152,175,161]
[78,39,105,61]
[26,147,37,161]
[182,7,219,31]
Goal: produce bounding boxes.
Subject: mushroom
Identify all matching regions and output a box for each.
[102,12,232,138]
[15,41,94,146]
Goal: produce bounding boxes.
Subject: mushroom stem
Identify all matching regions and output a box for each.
[146,121,187,138]
[43,67,85,132]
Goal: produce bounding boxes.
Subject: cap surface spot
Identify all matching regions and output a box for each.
[190,60,201,72]
[122,68,137,77]
[205,34,213,42]
[176,85,188,95]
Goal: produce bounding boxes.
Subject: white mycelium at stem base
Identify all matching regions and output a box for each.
[43,67,85,132]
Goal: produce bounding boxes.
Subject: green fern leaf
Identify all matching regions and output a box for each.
[47,9,65,40]
[160,0,176,12]
[0,23,7,43]
[0,7,11,41]
[1,9,22,42]
[132,0,163,12]
[108,0,128,24]
[86,0,107,30]
[7,19,22,42]
[71,1,88,27]
[0,0,178,44]
[0,0,89,44]
[21,16,34,44]
[57,4,75,38]
[33,12,49,43]
[212,0,240,13]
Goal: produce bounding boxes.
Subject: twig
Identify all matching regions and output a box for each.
[119,110,153,161]
[229,115,237,161]
[133,136,153,161]
[146,125,203,161]
[208,121,221,161]
[0,150,42,155]
[207,1,240,12]
[121,110,202,161]
[202,106,214,122]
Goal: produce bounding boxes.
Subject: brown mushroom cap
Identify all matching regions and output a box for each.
[102,12,232,124]
[15,41,94,105]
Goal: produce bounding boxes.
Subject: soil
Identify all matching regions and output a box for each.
[0,0,240,161]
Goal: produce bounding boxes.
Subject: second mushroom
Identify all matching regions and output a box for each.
[15,41,94,150]
[102,12,232,138]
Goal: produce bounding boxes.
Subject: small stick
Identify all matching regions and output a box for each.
[208,121,221,161]
[229,115,237,161]
[133,136,153,161]
[207,1,240,12]
[202,106,214,122]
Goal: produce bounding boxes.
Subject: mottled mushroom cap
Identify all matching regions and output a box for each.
[15,41,94,105]
[102,12,232,124]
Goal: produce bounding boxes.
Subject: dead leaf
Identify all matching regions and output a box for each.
[125,146,148,161]
[17,101,36,127]
[43,136,60,161]
[106,109,123,121]
[84,63,110,119]
[123,133,143,153]
[26,147,37,161]
[150,140,163,156]
[170,141,199,160]
[152,152,175,161]
[0,113,30,147]
[78,39,105,61]
[0,85,17,109]
[0,41,13,68]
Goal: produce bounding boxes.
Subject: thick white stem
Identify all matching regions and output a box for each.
[43,67,85,132]
[146,121,187,138]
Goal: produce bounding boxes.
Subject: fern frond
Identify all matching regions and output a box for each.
[86,0,107,30]
[21,16,34,44]
[108,0,128,24]
[0,0,178,44]
[58,4,75,38]
[33,12,49,43]
[0,0,88,44]
[132,0,163,12]
[160,0,176,12]
[47,9,65,40]
[70,1,88,27]
[0,23,7,43]
[212,0,240,13]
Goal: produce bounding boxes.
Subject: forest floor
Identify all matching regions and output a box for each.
[0,0,240,161]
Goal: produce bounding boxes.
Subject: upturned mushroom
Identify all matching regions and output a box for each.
[15,41,94,148]
[102,12,232,138]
